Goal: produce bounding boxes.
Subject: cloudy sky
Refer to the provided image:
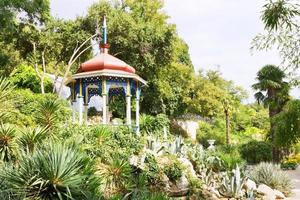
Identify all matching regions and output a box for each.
[50,0,299,102]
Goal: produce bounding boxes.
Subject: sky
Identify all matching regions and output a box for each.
[50,0,299,102]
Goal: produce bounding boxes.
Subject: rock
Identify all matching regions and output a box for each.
[168,175,189,197]
[202,188,220,200]
[208,187,221,198]
[257,184,276,200]
[179,157,197,178]
[176,175,189,189]
[273,189,285,199]
[244,178,257,191]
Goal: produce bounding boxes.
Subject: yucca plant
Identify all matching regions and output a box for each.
[95,158,133,198]
[18,126,49,153]
[35,98,61,130]
[2,142,98,199]
[0,77,15,123]
[0,123,18,162]
[92,125,112,145]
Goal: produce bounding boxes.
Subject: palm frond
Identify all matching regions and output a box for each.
[18,126,49,153]
[0,123,18,162]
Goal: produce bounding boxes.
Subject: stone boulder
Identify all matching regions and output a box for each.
[273,189,285,199]
[168,175,189,197]
[179,157,197,178]
[244,178,257,191]
[257,184,276,200]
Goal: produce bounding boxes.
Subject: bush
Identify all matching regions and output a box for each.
[249,162,292,194]
[140,114,169,135]
[213,145,246,170]
[11,89,70,127]
[1,142,98,199]
[240,140,272,164]
[281,158,298,170]
[281,154,300,170]
[143,154,162,186]
[9,64,53,93]
[197,120,226,148]
[163,159,184,182]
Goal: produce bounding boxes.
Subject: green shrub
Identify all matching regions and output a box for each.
[280,153,300,170]
[281,157,298,170]
[9,64,53,93]
[11,89,70,127]
[240,140,272,164]
[163,159,184,182]
[249,162,292,194]
[0,124,18,162]
[1,142,98,199]
[95,158,132,198]
[144,154,162,185]
[0,77,15,124]
[197,120,226,148]
[214,145,246,170]
[140,114,169,135]
[88,106,99,116]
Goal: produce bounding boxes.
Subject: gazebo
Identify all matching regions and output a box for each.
[66,17,146,133]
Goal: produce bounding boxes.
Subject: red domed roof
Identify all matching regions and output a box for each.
[77,53,136,74]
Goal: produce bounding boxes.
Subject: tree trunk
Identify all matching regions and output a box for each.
[268,88,280,162]
[40,76,45,94]
[225,110,230,145]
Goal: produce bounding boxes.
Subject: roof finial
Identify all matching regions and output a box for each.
[102,15,107,44]
[100,16,109,54]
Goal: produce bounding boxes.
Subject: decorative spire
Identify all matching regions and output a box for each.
[102,16,107,44]
[100,16,110,54]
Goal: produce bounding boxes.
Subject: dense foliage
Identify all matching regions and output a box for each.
[240,140,273,164]
[0,0,296,199]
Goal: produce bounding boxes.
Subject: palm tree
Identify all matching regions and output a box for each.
[252,64,290,161]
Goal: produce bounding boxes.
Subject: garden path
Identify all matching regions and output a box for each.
[286,166,300,200]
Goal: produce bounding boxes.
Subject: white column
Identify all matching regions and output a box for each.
[84,104,88,125]
[77,96,83,125]
[106,94,110,124]
[102,94,107,124]
[72,101,76,123]
[135,98,140,135]
[102,78,107,125]
[126,95,131,125]
[126,79,131,125]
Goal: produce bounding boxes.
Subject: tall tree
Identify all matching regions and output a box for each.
[84,0,194,116]
[0,0,50,76]
[252,0,300,71]
[252,64,290,161]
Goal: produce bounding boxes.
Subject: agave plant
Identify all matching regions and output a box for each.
[35,98,61,130]
[18,126,49,153]
[0,123,18,162]
[219,165,246,198]
[95,158,133,198]
[2,142,97,199]
[0,77,15,123]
